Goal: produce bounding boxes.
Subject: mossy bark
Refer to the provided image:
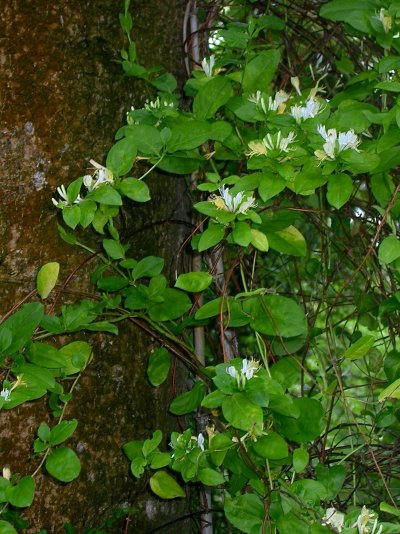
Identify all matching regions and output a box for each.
[0,0,191,531]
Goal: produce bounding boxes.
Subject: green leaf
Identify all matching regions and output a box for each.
[5,476,35,507]
[320,0,379,33]
[193,76,233,119]
[106,137,137,177]
[202,390,226,409]
[315,464,346,500]
[103,239,126,260]
[143,430,162,458]
[150,452,171,469]
[28,343,66,369]
[62,205,81,229]
[379,236,400,264]
[252,432,288,460]
[149,471,185,499]
[343,335,375,360]
[327,173,353,209]
[148,288,191,321]
[376,81,400,93]
[195,297,227,320]
[38,422,51,442]
[0,521,18,534]
[198,224,225,252]
[57,224,77,245]
[198,468,225,486]
[88,185,122,206]
[258,174,286,201]
[250,229,269,252]
[242,50,280,92]
[379,378,400,402]
[131,456,147,478]
[151,73,177,93]
[209,433,232,467]
[380,502,400,517]
[232,222,252,247]
[58,341,92,375]
[147,347,172,387]
[267,226,306,257]
[274,397,325,443]
[169,381,206,415]
[224,494,264,534]
[37,262,60,299]
[119,178,150,202]
[175,272,212,292]
[244,295,307,338]
[45,447,81,482]
[117,124,164,155]
[0,303,44,355]
[222,393,263,433]
[49,419,78,446]
[132,256,164,280]
[293,448,309,473]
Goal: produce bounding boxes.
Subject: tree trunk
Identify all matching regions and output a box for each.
[0,1,190,531]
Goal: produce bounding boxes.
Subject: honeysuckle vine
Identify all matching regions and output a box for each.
[3,0,400,532]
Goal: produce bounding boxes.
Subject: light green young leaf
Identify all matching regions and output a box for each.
[250,229,269,252]
[343,335,375,360]
[149,471,185,499]
[379,378,400,402]
[379,236,400,264]
[175,272,212,292]
[37,262,60,299]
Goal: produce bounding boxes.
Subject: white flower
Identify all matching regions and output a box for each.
[0,388,11,402]
[2,467,11,480]
[268,90,290,113]
[291,76,302,96]
[226,358,260,388]
[351,506,382,534]
[52,184,83,207]
[241,358,259,380]
[378,8,392,33]
[226,366,238,379]
[197,433,205,452]
[209,186,257,215]
[201,55,215,77]
[83,160,114,192]
[315,125,360,161]
[290,97,323,123]
[262,131,297,155]
[322,507,344,533]
[248,90,290,114]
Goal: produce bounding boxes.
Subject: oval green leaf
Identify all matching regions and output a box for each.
[175,272,213,292]
[45,447,81,482]
[149,471,185,499]
[37,262,60,299]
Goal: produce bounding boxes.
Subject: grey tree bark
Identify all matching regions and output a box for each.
[0,1,190,531]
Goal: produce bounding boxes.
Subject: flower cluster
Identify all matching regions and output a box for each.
[0,388,11,402]
[227,358,260,388]
[290,96,324,123]
[83,160,114,192]
[52,160,114,207]
[247,131,297,158]
[352,506,382,534]
[248,90,290,114]
[315,125,361,161]
[209,186,257,215]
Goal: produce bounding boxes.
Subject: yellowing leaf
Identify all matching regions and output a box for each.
[149,471,185,499]
[36,262,60,299]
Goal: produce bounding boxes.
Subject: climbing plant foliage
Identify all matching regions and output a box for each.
[2,0,400,532]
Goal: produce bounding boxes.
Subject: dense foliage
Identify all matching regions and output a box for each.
[2,0,400,532]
